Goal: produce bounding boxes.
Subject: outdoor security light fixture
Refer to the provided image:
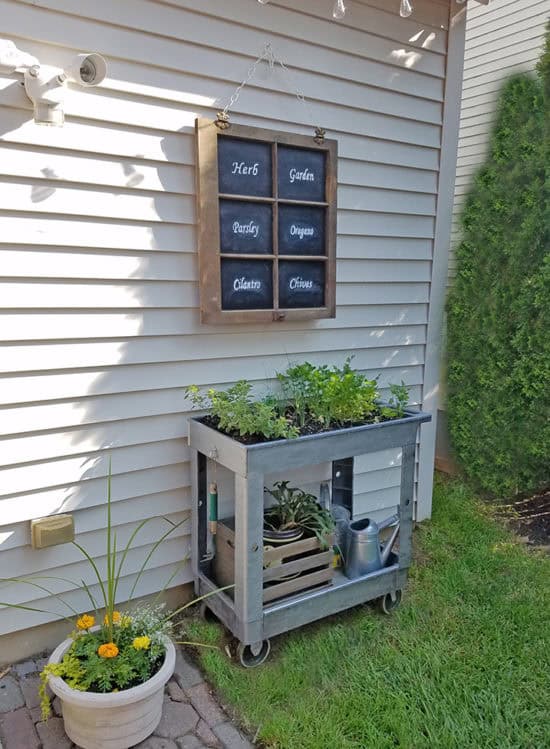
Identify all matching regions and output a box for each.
[0,39,107,126]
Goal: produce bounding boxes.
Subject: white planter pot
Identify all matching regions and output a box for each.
[47,633,176,749]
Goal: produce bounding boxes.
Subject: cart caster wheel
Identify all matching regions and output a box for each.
[237,640,271,668]
[379,590,402,615]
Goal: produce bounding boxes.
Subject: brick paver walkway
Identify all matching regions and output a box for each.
[0,648,254,749]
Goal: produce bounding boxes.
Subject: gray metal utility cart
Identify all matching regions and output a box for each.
[189,409,430,667]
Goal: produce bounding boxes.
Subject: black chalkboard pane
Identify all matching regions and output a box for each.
[221,259,273,310]
[218,137,272,197]
[278,204,325,255]
[277,146,326,202]
[220,200,273,254]
[279,260,325,309]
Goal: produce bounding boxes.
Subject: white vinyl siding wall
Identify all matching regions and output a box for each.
[448,0,550,279]
[0,0,450,637]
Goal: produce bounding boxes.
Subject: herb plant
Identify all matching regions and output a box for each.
[188,360,411,441]
[278,358,380,427]
[264,481,335,547]
[380,381,410,419]
[186,381,298,440]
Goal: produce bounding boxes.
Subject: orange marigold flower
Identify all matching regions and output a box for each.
[98,642,119,658]
[76,614,95,630]
[132,636,151,651]
[103,610,121,626]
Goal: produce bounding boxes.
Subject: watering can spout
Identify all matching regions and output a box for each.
[380,518,400,566]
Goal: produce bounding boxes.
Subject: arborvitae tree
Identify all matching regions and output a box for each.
[446,26,549,496]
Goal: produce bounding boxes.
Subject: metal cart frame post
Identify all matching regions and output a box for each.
[189,410,431,662]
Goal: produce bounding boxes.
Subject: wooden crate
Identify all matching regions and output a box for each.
[214,518,334,604]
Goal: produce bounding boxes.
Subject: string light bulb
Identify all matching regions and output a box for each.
[399,0,413,17]
[332,0,346,19]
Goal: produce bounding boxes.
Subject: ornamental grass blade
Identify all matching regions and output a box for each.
[0,576,79,616]
[128,513,190,601]
[163,584,234,622]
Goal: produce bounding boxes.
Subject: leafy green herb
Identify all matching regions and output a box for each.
[264,481,334,547]
[186,381,298,440]
[278,358,379,428]
[380,381,410,419]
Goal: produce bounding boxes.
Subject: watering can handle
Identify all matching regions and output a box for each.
[378,513,399,531]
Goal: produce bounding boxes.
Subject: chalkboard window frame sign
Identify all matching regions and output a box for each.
[195,117,337,324]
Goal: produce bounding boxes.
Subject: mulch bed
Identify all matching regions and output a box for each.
[497,488,550,546]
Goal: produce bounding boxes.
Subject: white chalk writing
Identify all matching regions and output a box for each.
[289,167,314,183]
[289,276,313,290]
[233,276,261,291]
[290,224,314,239]
[231,161,259,176]
[232,220,260,238]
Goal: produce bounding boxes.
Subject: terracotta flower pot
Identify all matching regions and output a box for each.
[47,633,175,749]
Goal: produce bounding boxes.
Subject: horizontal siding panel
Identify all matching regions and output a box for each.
[0,107,193,164]
[0,439,186,497]
[0,145,192,194]
[0,181,193,224]
[338,236,432,260]
[0,364,425,435]
[353,486,401,517]
[0,72,441,149]
[13,0,448,76]
[354,466,402,495]
[339,283,429,305]
[355,448,402,474]
[0,346,425,406]
[0,517,187,583]
[0,215,195,252]
[339,160,438,194]
[0,305,429,342]
[0,463,190,525]
[0,414,190,467]
[0,281,197,309]
[0,367,425,466]
[338,185,436,216]
[337,260,431,283]
[0,562,191,635]
[2,249,196,282]
[0,329,426,377]
[0,363,424,410]
[0,488,187,552]
[338,212,434,237]
[466,1,550,38]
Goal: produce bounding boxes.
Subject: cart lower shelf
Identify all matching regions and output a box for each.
[197,554,407,645]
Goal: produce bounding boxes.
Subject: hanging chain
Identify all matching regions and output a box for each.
[215,42,324,142]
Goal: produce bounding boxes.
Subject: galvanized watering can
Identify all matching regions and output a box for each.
[344,514,400,579]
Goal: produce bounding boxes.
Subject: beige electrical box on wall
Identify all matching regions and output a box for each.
[31,514,74,549]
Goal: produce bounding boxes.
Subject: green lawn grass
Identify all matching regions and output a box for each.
[186,476,550,748]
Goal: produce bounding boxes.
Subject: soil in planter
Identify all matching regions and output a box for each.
[497,488,550,547]
[201,406,406,446]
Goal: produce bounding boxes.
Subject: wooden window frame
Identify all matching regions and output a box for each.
[195,117,337,324]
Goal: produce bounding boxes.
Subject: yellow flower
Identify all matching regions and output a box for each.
[76,614,95,630]
[132,636,151,651]
[98,642,119,659]
[103,610,121,626]
[120,615,132,628]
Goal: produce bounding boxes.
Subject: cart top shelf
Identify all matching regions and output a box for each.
[188,409,431,476]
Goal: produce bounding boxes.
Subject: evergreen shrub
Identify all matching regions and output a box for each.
[446,26,549,495]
